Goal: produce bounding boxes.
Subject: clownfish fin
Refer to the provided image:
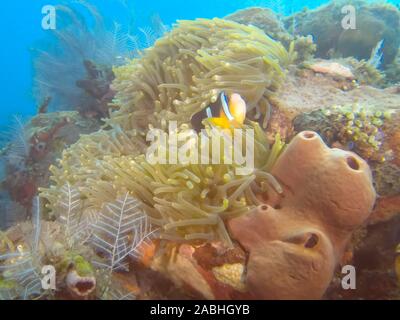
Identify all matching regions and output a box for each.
[206,117,242,130]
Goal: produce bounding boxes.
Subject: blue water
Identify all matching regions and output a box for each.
[0,0,399,129]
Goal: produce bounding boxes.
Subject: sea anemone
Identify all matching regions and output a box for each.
[109,18,294,132]
[41,122,285,246]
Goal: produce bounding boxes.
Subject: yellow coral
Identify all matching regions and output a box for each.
[212,263,246,292]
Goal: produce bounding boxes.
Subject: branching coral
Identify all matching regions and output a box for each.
[109,18,293,132]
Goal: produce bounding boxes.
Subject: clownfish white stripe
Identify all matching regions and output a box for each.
[206,107,213,118]
[221,92,234,121]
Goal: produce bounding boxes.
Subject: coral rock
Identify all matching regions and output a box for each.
[285,1,400,66]
[308,60,355,80]
[228,131,376,299]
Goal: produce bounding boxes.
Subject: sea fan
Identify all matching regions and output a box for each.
[139,26,159,49]
[90,193,157,273]
[32,0,168,112]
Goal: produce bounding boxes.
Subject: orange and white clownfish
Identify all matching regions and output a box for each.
[191,92,247,132]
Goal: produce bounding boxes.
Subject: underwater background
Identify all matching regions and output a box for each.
[0,0,400,300]
[1,0,400,128]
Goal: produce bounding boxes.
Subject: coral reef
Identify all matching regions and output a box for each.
[266,63,400,133]
[110,18,294,132]
[293,104,392,162]
[303,57,383,87]
[293,104,400,224]
[285,1,400,67]
[0,111,100,220]
[1,1,400,300]
[326,215,400,300]
[226,7,291,45]
[149,241,247,299]
[0,190,152,300]
[247,65,399,300]
[306,60,355,80]
[291,35,317,64]
[226,7,316,64]
[384,50,400,85]
[343,57,384,86]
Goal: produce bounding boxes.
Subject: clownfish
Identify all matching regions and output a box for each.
[191,92,247,131]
